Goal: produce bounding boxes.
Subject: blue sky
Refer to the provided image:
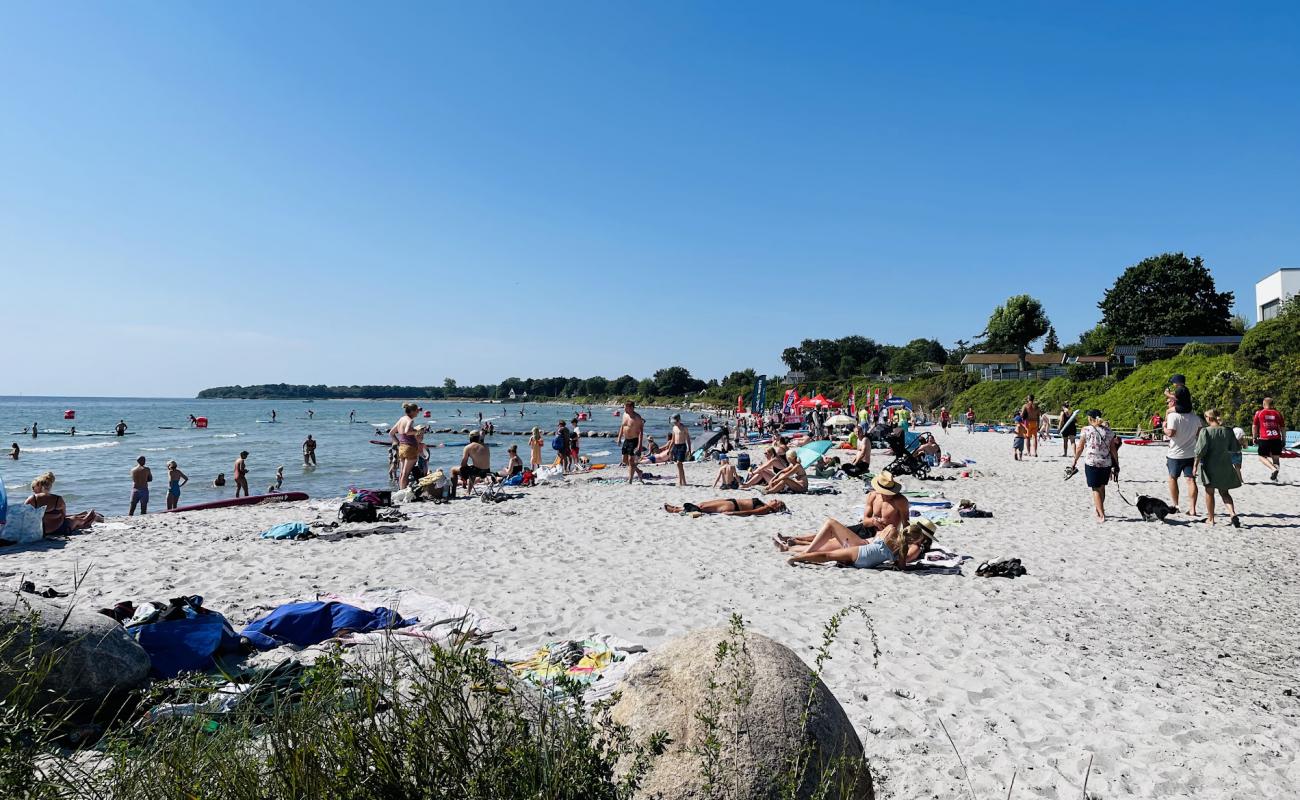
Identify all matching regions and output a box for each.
[2,2,1297,396]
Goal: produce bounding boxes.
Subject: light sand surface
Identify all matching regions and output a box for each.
[4,428,1299,798]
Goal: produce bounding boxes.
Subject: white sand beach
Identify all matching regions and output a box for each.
[4,429,1298,798]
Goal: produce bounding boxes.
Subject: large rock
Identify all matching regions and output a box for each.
[611,628,873,800]
[0,593,150,712]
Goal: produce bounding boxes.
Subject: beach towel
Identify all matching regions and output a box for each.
[909,500,952,508]
[318,590,509,647]
[260,521,311,540]
[505,635,647,704]
[913,547,968,571]
[240,601,415,651]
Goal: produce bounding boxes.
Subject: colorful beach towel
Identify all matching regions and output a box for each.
[505,635,647,703]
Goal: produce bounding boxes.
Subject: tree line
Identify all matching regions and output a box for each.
[200,252,1248,401]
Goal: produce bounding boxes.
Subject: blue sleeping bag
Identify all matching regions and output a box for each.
[240,601,415,651]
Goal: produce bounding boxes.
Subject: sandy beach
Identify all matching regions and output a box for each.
[4,428,1298,798]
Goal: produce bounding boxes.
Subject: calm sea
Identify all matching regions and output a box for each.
[0,397,690,514]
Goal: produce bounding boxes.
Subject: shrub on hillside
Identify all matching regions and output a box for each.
[1066,362,1099,382]
[1236,298,1300,372]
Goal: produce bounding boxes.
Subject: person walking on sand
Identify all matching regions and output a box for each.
[1164,402,1202,516]
[1012,415,1027,461]
[1194,409,1242,527]
[234,451,250,498]
[618,401,645,484]
[1069,410,1120,523]
[670,414,692,486]
[1020,394,1041,457]
[302,435,317,466]
[390,402,422,489]
[130,456,153,515]
[165,460,188,510]
[965,406,975,434]
[553,420,573,472]
[1252,397,1286,482]
[1059,401,1078,456]
[528,427,544,470]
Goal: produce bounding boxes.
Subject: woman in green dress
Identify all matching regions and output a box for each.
[1193,409,1242,527]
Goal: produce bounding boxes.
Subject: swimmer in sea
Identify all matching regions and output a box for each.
[213,472,227,488]
[9,442,18,459]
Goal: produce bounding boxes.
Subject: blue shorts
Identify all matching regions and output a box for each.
[1084,464,1110,489]
[671,444,688,463]
[1013,437,1025,451]
[1166,457,1195,478]
[854,540,894,569]
[1230,453,1242,467]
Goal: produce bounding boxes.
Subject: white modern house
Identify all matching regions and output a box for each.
[1256,268,1300,322]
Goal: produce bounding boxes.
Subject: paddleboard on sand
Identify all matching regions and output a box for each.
[165,492,309,513]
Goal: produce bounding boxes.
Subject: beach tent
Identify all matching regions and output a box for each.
[795,393,842,410]
[793,440,836,467]
[883,396,913,410]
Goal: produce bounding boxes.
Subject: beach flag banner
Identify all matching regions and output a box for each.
[737,393,746,414]
[755,375,767,414]
[848,389,856,416]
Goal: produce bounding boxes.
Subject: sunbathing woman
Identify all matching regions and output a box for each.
[664,498,788,516]
[776,517,936,568]
[741,448,787,488]
[25,472,103,536]
[764,456,809,494]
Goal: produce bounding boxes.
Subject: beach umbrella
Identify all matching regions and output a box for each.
[793,440,836,467]
[824,414,856,427]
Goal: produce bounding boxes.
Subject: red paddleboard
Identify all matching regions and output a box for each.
[1122,438,1165,445]
[165,492,309,513]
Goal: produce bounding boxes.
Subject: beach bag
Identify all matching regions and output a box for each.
[551,434,565,452]
[128,597,242,679]
[1,504,44,544]
[353,489,391,507]
[520,469,536,487]
[338,501,377,523]
[502,473,523,487]
[736,453,751,471]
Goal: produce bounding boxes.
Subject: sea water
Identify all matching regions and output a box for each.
[0,397,695,514]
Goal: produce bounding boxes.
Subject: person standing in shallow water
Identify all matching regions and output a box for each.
[234,451,250,498]
[302,435,317,466]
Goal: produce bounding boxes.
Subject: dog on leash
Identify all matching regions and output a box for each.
[1136,495,1178,521]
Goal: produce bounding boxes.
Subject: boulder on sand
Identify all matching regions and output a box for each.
[610,628,873,800]
[0,593,150,712]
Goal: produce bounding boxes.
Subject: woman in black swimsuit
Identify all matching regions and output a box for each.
[663,498,787,516]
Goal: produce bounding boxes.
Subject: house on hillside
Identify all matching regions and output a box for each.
[961,353,1065,380]
[1114,335,1245,367]
[1069,354,1113,376]
[1256,268,1300,322]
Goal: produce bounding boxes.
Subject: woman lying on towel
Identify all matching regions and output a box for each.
[775,516,936,568]
[664,497,788,516]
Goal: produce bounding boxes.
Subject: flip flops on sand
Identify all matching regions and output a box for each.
[976,558,1026,578]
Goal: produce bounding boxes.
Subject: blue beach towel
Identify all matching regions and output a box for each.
[261,521,311,540]
[128,600,243,679]
[241,601,416,650]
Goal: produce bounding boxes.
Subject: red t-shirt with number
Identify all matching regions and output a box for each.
[1253,408,1284,440]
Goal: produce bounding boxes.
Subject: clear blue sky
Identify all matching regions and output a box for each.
[2,2,1297,396]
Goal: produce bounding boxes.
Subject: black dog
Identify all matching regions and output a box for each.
[1136,495,1178,521]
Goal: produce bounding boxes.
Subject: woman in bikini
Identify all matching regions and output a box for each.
[663,497,788,516]
[390,402,422,489]
[741,448,787,488]
[25,472,103,536]
[776,517,936,568]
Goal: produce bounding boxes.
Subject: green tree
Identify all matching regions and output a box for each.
[1235,297,1300,371]
[652,366,704,396]
[981,294,1050,369]
[1098,253,1234,343]
[1044,326,1060,352]
[443,377,458,392]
